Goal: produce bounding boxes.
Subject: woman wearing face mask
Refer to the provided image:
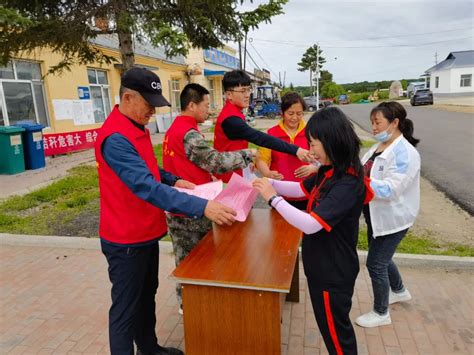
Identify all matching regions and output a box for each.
[256,92,318,209]
[355,101,421,328]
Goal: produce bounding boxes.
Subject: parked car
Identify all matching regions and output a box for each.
[304,96,318,111]
[410,89,434,106]
[304,97,334,111]
[407,82,426,98]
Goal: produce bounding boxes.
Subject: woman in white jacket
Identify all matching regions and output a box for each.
[356,101,420,328]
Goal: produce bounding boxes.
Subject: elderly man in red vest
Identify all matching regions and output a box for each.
[95,68,236,355]
[214,70,313,182]
[163,83,256,313]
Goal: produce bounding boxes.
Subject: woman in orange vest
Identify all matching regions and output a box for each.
[256,92,319,209]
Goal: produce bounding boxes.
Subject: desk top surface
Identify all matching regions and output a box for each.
[171,209,302,292]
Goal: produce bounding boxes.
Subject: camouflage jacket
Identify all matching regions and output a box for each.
[184,129,253,175]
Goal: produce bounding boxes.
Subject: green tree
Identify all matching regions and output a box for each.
[1,0,287,73]
[319,70,333,88]
[320,82,344,99]
[297,44,326,96]
[297,44,325,73]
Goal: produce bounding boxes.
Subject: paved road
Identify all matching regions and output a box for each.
[339,103,474,215]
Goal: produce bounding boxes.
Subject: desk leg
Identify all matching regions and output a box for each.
[182,284,281,355]
[285,253,300,303]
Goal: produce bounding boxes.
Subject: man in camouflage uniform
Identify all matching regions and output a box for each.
[163,83,255,312]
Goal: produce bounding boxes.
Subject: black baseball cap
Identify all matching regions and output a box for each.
[121,67,171,107]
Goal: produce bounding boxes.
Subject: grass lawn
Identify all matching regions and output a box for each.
[1,142,472,257]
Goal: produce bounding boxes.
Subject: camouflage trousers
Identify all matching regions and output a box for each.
[166,214,212,307]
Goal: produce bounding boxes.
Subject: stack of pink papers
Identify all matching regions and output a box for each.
[174,180,223,200]
[215,173,259,222]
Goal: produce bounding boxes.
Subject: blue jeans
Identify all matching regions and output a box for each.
[366,228,408,315]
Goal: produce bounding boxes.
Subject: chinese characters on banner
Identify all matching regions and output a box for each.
[43,129,99,156]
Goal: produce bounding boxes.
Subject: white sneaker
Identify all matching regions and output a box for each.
[389,289,412,305]
[355,311,391,328]
[178,306,183,315]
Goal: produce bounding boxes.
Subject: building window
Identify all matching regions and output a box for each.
[435,76,439,88]
[0,60,50,127]
[208,79,216,109]
[170,79,181,110]
[88,68,111,123]
[460,74,472,87]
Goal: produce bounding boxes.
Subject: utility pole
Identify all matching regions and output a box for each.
[315,43,320,110]
[238,40,242,70]
[243,31,248,70]
[434,51,438,64]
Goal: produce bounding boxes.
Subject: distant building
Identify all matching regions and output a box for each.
[0,34,188,155]
[185,46,240,111]
[423,50,474,94]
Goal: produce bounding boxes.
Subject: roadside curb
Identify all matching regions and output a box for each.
[1,233,472,270]
[0,233,174,253]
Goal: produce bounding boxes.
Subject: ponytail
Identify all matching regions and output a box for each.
[399,117,420,147]
[371,101,420,147]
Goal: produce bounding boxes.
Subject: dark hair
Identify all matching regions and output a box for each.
[370,101,420,147]
[223,70,252,91]
[281,92,307,113]
[305,107,364,189]
[180,83,209,111]
[119,85,132,98]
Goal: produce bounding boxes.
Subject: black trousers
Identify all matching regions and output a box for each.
[306,283,358,355]
[101,240,160,355]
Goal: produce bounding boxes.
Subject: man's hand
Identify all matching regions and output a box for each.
[296,148,314,163]
[252,178,277,201]
[175,179,196,189]
[204,200,236,226]
[294,164,319,179]
[268,170,284,180]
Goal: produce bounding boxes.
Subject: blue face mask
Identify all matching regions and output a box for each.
[374,124,393,143]
[374,130,391,143]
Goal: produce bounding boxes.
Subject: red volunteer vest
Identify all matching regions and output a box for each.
[163,115,212,185]
[95,105,167,244]
[267,124,309,182]
[214,100,248,182]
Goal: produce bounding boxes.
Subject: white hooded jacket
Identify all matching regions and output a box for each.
[361,134,420,237]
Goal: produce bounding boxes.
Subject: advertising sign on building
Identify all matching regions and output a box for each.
[203,48,240,69]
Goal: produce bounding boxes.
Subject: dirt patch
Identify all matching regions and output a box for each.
[48,200,99,238]
[412,177,474,246]
[431,104,474,114]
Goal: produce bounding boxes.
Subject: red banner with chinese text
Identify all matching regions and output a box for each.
[43,129,99,156]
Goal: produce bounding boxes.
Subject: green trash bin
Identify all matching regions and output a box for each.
[0,126,26,174]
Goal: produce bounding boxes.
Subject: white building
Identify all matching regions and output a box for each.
[424,50,474,94]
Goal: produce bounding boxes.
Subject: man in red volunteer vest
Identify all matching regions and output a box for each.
[213,70,313,183]
[95,68,236,355]
[163,83,256,313]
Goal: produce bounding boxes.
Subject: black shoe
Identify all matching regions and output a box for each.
[137,346,184,355]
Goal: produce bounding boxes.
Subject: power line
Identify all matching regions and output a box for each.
[245,48,262,71]
[247,41,279,79]
[251,36,473,49]
[251,26,474,45]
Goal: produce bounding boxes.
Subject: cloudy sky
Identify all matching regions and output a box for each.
[233,0,473,86]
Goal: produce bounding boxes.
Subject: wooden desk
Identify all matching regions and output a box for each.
[171,209,301,355]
